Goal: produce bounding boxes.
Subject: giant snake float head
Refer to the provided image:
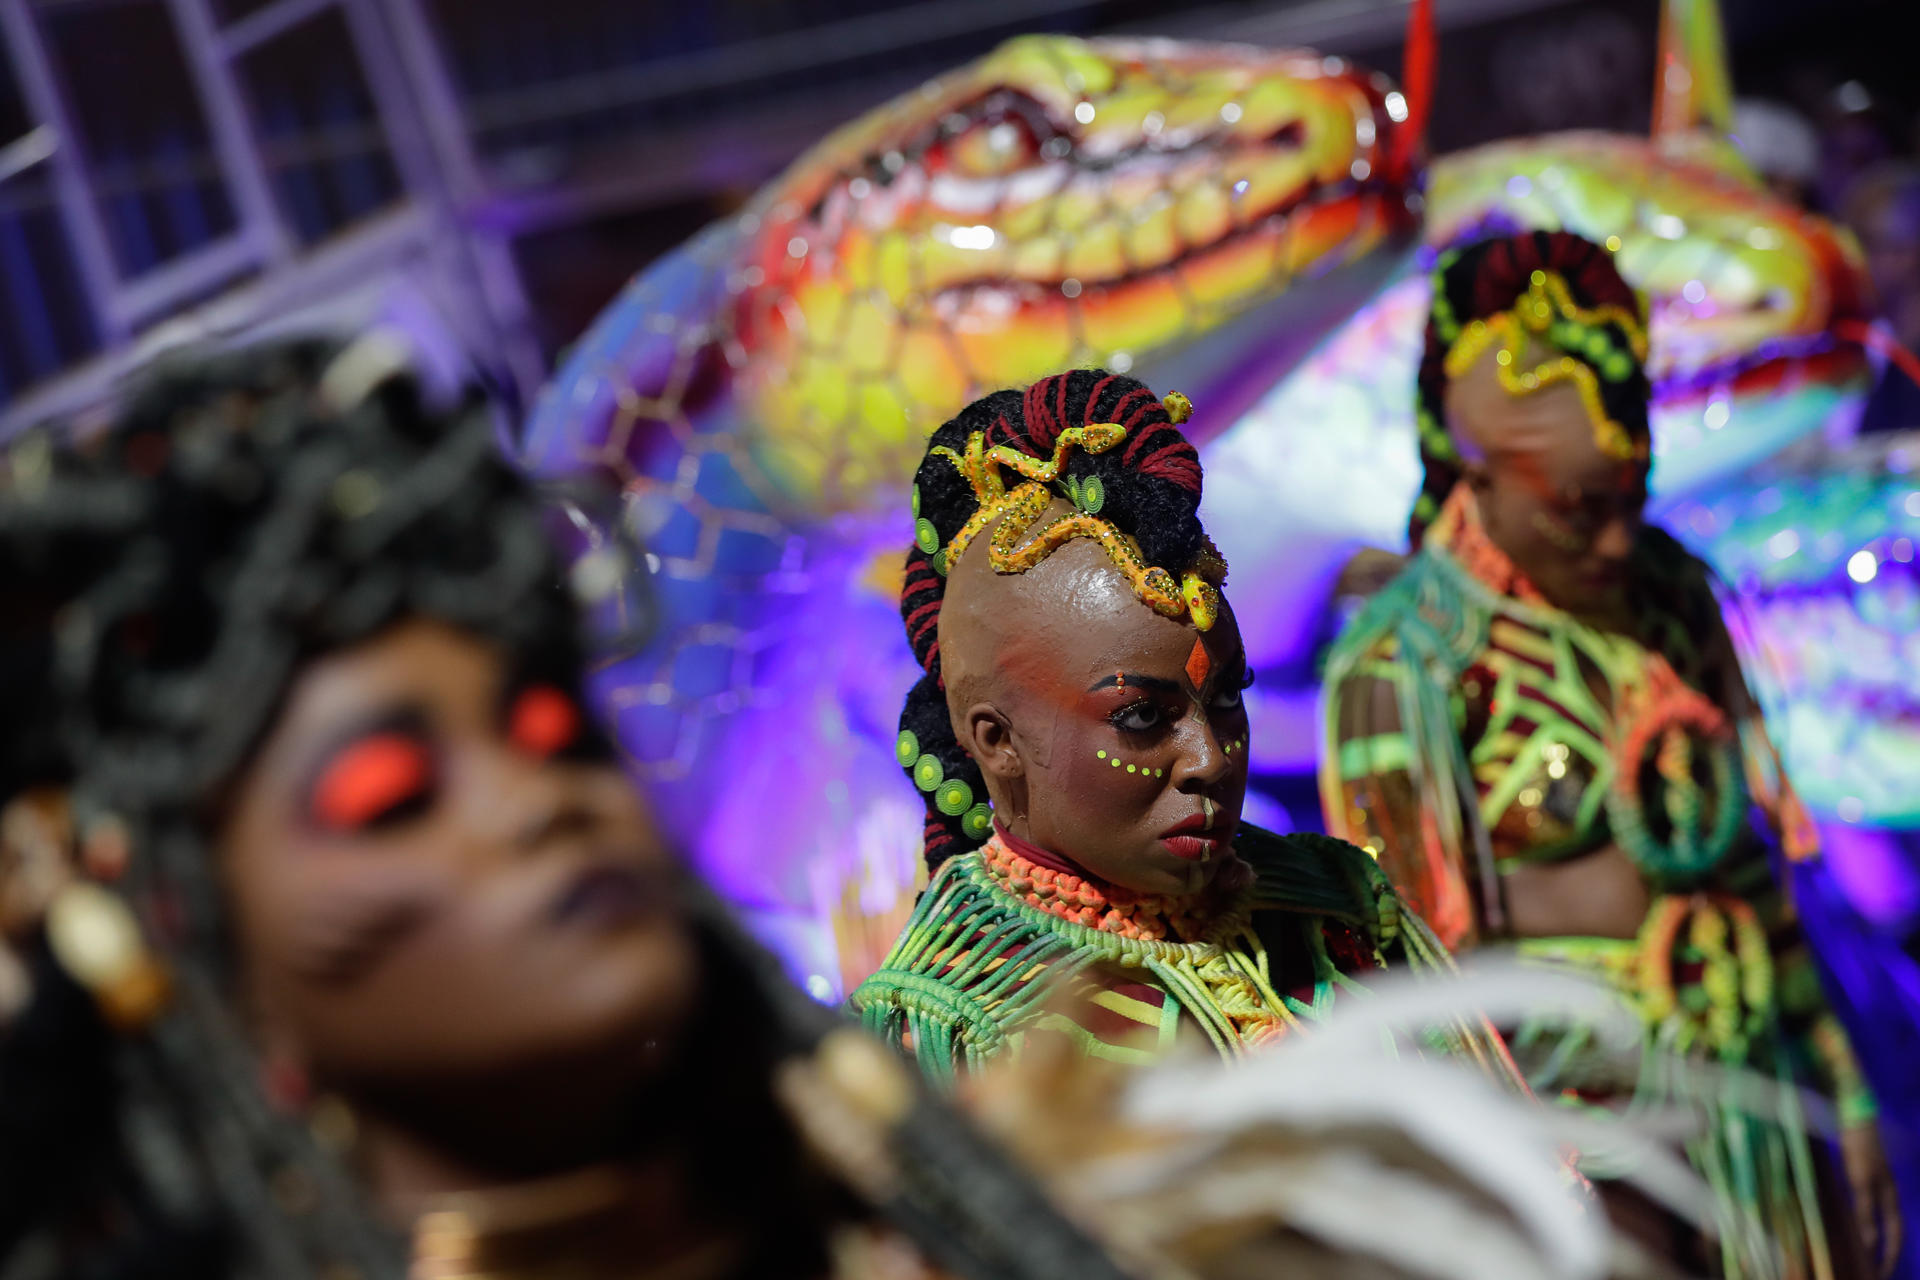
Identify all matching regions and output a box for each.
[733,35,1419,511]
[527,34,1418,519]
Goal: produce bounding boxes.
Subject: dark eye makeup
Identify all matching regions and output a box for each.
[1213,665,1256,710]
[1105,662,1254,735]
[1110,702,1169,734]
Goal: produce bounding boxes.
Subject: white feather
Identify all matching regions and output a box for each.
[1051,960,1731,1280]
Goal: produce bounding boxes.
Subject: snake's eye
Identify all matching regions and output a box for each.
[938,108,1049,179]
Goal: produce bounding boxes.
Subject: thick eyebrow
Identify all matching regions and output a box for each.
[1087,672,1181,694]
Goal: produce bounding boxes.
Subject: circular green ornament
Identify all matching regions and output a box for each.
[1415,404,1460,462]
[934,778,973,816]
[1080,475,1105,513]
[1602,353,1633,382]
[914,518,940,553]
[1584,331,1610,361]
[913,753,942,792]
[895,729,919,767]
[911,485,922,516]
[930,548,948,577]
[962,803,994,841]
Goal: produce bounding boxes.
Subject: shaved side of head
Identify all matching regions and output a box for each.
[938,499,1155,772]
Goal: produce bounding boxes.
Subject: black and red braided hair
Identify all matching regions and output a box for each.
[1411,230,1652,547]
[897,369,1207,868]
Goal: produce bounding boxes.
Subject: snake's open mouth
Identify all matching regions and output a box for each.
[730,36,1419,506]
[761,39,1412,324]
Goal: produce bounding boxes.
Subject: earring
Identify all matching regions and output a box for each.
[44,882,171,1031]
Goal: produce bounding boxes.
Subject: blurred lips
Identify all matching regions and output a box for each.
[549,858,668,931]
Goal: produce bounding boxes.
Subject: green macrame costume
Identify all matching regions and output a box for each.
[850,825,1503,1089]
[1320,486,1873,1280]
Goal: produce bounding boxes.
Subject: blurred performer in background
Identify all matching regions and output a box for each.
[0,341,1162,1280]
[1320,231,1900,1278]
[852,370,1513,1086]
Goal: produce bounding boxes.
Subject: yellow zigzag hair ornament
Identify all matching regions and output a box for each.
[1442,269,1650,463]
[928,420,1225,630]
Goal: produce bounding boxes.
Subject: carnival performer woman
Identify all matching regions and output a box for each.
[852,370,1511,1086]
[2,340,1149,1280]
[1319,231,1900,1278]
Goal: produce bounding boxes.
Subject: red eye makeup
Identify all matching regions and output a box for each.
[509,685,582,758]
[308,731,435,833]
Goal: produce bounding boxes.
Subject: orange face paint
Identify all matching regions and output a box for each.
[1184,636,1212,693]
[310,734,434,832]
[510,685,582,758]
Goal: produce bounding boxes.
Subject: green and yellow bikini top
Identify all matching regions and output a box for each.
[1418,487,1750,885]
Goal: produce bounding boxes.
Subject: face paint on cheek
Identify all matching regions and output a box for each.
[997,649,1064,770]
[1094,748,1166,779]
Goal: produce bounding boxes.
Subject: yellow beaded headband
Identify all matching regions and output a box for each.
[1439,268,1651,463]
[920,393,1227,631]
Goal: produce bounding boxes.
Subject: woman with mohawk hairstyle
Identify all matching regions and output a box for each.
[852,369,1514,1086]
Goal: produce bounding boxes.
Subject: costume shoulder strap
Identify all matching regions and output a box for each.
[1237,826,1390,938]
[1323,550,1485,688]
[848,855,1070,1085]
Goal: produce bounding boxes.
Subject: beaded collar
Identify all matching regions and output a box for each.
[1423,484,1550,605]
[979,827,1249,943]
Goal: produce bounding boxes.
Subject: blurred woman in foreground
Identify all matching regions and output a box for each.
[0,339,1146,1280]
